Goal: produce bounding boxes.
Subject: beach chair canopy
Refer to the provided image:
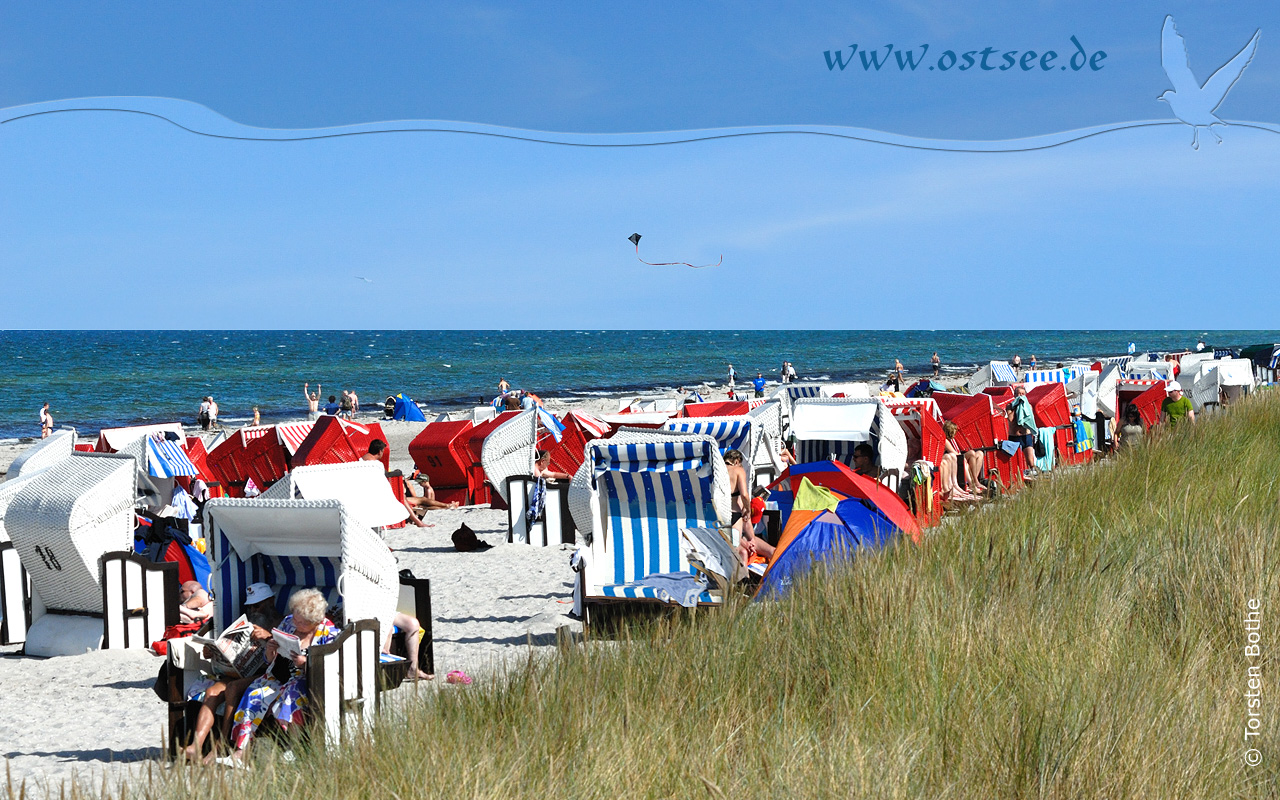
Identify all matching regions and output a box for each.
[480,410,537,504]
[276,421,316,455]
[97,423,185,454]
[5,453,136,614]
[664,416,756,460]
[883,398,945,467]
[617,395,685,415]
[6,429,76,481]
[1239,343,1280,370]
[1021,367,1081,387]
[757,476,901,600]
[1191,358,1255,409]
[392,394,427,422]
[789,398,908,475]
[146,436,202,478]
[966,362,1017,394]
[256,461,409,528]
[204,498,399,636]
[1125,360,1176,381]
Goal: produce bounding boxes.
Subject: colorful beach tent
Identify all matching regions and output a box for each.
[767,461,921,544]
[392,394,427,422]
[756,477,900,600]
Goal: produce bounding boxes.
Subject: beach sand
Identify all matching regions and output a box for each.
[0,375,983,792]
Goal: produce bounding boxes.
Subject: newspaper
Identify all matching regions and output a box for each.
[272,627,303,661]
[191,615,266,679]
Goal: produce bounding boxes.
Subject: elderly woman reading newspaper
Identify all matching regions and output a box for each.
[222,588,338,765]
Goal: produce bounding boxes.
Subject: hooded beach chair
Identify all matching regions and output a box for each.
[567,431,731,618]
[966,361,1018,394]
[1,452,182,655]
[169,497,424,748]
[789,398,909,490]
[6,428,76,481]
[256,461,410,529]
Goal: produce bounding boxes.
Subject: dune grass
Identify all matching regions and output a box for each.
[79,392,1280,798]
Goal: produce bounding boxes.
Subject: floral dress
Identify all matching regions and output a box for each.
[230,615,338,749]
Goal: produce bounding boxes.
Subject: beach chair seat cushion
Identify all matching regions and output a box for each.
[598,582,716,605]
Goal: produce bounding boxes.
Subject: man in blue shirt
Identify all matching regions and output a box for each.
[752,373,766,398]
[323,394,340,415]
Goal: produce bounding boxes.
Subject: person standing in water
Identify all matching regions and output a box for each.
[304,383,321,420]
[931,352,941,379]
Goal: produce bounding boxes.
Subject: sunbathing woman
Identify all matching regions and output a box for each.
[223,588,338,765]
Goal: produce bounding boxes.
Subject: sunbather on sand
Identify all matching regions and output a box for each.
[404,472,459,513]
[223,589,338,766]
[178,581,214,624]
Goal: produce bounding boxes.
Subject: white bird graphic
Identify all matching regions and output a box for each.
[1159,15,1260,149]
[354,276,374,283]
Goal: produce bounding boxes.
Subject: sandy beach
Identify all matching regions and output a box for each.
[0,370,1021,793]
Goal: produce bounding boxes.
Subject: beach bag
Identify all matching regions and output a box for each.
[1034,437,1047,459]
[452,523,492,552]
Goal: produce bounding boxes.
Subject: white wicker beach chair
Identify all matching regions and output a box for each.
[4,452,138,655]
[0,538,30,645]
[790,398,908,488]
[480,410,537,506]
[5,429,76,481]
[253,462,409,529]
[568,432,731,618]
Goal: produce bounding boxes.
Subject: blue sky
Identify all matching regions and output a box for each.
[1,2,1278,328]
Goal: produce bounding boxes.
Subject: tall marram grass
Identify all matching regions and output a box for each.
[76,394,1280,797]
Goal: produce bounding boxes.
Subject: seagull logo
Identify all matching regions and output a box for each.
[1159,15,1260,149]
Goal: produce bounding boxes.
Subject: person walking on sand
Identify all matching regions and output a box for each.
[349,391,359,415]
[780,360,790,384]
[39,402,53,438]
[339,390,354,420]
[894,358,905,385]
[208,397,219,429]
[304,383,321,421]
[931,352,941,379]
[1012,354,1022,375]
[1030,354,1038,371]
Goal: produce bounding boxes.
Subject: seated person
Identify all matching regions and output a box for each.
[533,450,572,481]
[851,442,878,478]
[178,581,214,624]
[405,471,459,512]
[940,421,985,501]
[740,487,775,568]
[384,611,433,682]
[224,588,339,765]
[183,583,279,763]
[1115,405,1145,450]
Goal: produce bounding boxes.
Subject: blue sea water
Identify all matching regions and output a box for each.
[1,330,1275,441]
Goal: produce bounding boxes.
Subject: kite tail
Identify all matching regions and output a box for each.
[634,245,722,269]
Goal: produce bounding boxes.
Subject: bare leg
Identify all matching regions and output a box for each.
[390,612,433,680]
[184,682,227,764]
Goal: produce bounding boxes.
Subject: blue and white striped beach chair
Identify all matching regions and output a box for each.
[568,432,731,617]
